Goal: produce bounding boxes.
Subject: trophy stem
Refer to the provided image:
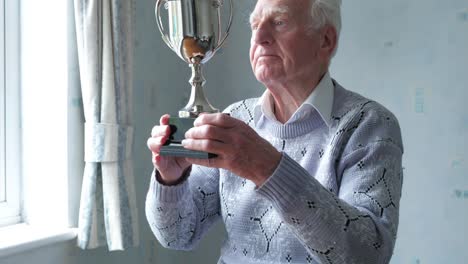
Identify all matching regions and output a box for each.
[179,57,219,118]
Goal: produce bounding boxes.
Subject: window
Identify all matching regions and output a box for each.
[0,0,79,256]
[0,0,82,256]
[0,0,21,227]
[0,0,78,231]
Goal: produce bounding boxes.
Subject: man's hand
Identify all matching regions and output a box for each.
[147,114,192,185]
[182,113,282,186]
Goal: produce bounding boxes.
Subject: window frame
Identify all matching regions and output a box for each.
[0,0,5,204]
[0,0,21,227]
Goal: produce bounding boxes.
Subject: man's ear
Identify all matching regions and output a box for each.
[319,25,338,59]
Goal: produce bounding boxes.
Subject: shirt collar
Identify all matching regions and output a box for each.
[254,72,334,127]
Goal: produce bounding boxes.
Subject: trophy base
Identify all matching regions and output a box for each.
[160,144,217,159]
[159,117,217,159]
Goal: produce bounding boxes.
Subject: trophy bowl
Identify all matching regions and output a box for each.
[155,0,233,158]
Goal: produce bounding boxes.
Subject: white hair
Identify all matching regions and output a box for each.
[308,0,342,56]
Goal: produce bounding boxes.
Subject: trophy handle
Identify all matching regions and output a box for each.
[215,0,233,51]
[155,0,175,51]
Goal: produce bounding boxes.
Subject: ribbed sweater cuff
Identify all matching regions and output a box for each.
[257,153,311,212]
[149,170,190,203]
[257,154,345,245]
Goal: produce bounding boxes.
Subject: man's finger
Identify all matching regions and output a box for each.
[181,138,225,154]
[194,113,236,128]
[160,114,171,125]
[147,136,167,153]
[185,125,226,142]
[151,125,171,137]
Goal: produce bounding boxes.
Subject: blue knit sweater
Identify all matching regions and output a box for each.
[146,82,404,264]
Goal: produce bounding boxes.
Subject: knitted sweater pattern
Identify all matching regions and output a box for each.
[146,83,404,264]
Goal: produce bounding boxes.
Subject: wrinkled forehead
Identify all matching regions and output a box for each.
[250,5,289,23]
[249,0,308,24]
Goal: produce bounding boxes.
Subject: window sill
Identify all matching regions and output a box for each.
[0,224,77,258]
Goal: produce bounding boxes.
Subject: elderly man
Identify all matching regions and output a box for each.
[146,0,403,263]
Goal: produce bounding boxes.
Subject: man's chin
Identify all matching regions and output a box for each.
[255,66,284,80]
[255,74,285,87]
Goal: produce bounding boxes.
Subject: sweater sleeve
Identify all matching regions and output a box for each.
[257,106,403,264]
[145,165,221,250]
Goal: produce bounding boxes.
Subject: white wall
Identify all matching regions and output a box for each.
[333,1,468,263]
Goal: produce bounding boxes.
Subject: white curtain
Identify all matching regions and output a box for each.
[74,0,138,250]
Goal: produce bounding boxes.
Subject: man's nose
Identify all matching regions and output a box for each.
[252,23,273,46]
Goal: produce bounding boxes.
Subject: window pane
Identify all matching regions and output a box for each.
[0,0,20,226]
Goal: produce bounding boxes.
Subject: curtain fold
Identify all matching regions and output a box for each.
[74,0,138,250]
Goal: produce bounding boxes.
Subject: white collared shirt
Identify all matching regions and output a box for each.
[253,72,334,127]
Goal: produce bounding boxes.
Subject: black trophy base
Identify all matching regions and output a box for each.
[159,117,217,159]
[160,144,216,159]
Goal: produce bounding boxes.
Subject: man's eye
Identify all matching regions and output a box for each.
[274,20,285,26]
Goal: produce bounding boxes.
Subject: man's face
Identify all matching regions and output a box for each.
[249,0,324,86]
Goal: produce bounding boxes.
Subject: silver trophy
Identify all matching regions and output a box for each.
[155,0,233,158]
